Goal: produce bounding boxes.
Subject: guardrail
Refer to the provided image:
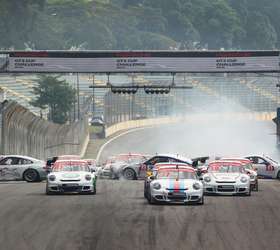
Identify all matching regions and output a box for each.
[0,101,89,159]
[105,112,276,137]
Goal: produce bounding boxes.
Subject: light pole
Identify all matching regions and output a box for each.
[91,74,95,116]
[76,73,80,120]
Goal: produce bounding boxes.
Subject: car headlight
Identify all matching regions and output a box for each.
[193,183,201,190]
[204,176,211,182]
[48,175,56,181]
[241,176,248,183]
[152,182,161,190]
[85,174,92,181]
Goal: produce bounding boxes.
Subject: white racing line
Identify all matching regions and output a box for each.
[96,127,152,163]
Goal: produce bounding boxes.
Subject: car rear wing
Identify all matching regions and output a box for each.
[191,156,209,167]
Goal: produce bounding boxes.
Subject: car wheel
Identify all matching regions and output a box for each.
[148,192,156,204]
[92,185,96,195]
[254,180,259,191]
[246,188,251,196]
[197,195,204,205]
[45,185,54,195]
[144,189,148,199]
[277,171,280,180]
[123,168,136,180]
[23,169,40,182]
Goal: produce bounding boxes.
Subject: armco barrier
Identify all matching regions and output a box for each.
[0,101,89,160]
[105,112,276,137]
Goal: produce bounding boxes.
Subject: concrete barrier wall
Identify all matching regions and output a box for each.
[0,101,89,160]
[105,112,276,137]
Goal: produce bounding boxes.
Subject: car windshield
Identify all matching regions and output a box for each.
[264,156,278,164]
[208,164,244,173]
[53,164,89,172]
[244,163,253,170]
[157,169,196,179]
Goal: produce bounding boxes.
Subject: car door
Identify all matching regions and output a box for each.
[247,156,270,178]
[260,158,275,178]
[0,157,21,180]
[17,158,34,179]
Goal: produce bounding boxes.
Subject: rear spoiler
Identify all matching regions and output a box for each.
[191,156,209,167]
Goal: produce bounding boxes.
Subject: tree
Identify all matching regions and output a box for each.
[30,75,76,124]
[241,11,277,49]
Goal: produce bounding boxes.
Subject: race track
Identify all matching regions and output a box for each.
[0,180,280,250]
[1,120,280,250]
[99,119,279,162]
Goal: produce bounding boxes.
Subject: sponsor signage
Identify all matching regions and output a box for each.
[7,51,280,73]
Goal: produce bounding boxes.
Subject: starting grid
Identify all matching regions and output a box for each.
[0,50,279,74]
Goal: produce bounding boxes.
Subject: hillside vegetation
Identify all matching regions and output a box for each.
[0,0,279,50]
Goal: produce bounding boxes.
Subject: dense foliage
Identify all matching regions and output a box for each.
[0,0,279,50]
[30,75,76,124]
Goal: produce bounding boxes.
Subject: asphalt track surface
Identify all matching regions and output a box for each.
[1,120,280,250]
[0,179,280,250]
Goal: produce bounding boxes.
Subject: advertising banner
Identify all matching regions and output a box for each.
[7,51,280,73]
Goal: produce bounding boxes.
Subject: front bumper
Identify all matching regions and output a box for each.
[47,182,94,193]
[151,189,203,203]
[204,183,250,195]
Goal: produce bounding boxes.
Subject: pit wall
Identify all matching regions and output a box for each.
[0,101,89,160]
[105,112,276,137]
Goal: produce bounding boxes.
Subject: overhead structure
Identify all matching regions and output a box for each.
[0,50,279,73]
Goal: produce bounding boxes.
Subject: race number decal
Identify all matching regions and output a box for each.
[266,165,275,171]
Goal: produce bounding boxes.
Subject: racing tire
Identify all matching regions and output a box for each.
[277,171,280,180]
[45,185,54,195]
[122,168,136,180]
[92,185,96,195]
[197,196,204,205]
[246,188,251,196]
[144,190,148,199]
[254,181,259,192]
[148,192,157,205]
[23,169,40,182]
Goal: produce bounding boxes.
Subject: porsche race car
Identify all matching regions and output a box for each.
[46,160,97,195]
[203,160,251,196]
[145,163,204,205]
[221,158,258,191]
[244,155,280,179]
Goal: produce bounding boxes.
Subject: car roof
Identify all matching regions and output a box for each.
[157,165,195,172]
[55,159,88,164]
[209,160,243,166]
[155,162,191,167]
[151,154,193,164]
[222,158,251,163]
[1,155,40,161]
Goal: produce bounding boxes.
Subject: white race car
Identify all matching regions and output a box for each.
[203,160,251,196]
[46,160,97,195]
[145,163,204,205]
[244,155,280,179]
[221,158,258,191]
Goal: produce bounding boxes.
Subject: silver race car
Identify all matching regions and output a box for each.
[108,153,194,180]
[145,163,204,205]
[244,155,280,179]
[0,155,46,182]
[203,160,251,196]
